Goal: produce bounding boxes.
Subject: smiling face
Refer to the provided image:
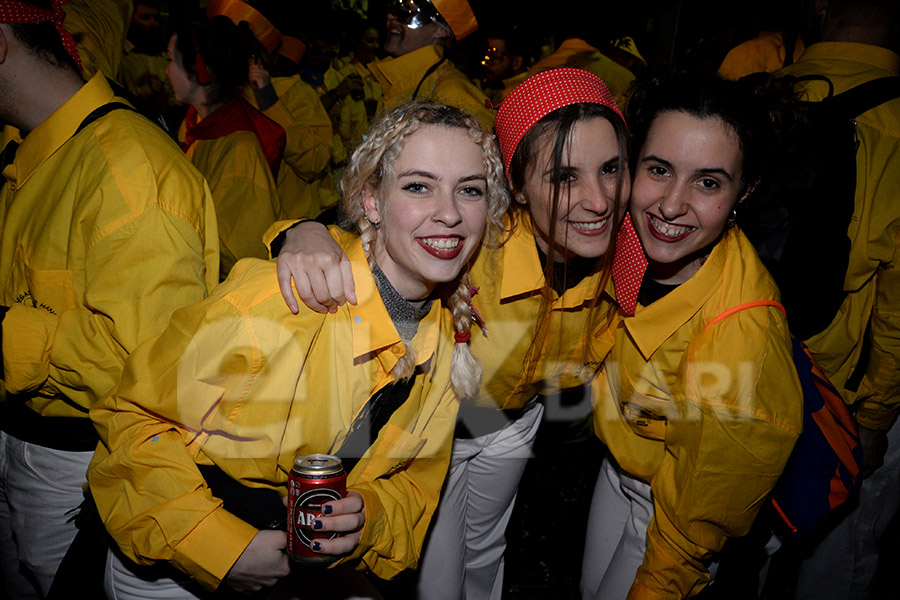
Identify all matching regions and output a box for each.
[384,6,447,57]
[364,124,488,300]
[519,116,628,261]
[630,110,745,284]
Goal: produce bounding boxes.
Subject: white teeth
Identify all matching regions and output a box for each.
[570,219,608,231]
[649,214,693,237]
[423,238,460,250]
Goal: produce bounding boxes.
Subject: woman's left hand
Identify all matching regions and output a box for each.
[310,490,365,555]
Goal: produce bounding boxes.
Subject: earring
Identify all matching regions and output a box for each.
[728,207,737,224]
[366,215,381,228]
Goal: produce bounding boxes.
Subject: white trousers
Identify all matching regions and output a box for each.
[415,401,544,600]
[580,456,653,600]
[105,546,384,600]
[0,431,93,599]
[795,416,900,600]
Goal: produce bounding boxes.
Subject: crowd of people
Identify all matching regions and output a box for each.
[0,0,897,599]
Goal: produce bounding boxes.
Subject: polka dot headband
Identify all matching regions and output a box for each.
[495,67,623,178]
[0,0,81,70]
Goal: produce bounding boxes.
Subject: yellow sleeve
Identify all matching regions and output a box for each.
[203,133,282,280]
[344,397,456,578]
[265,78,333,181]
[632,309,802,598]
[2,151,217,411]
[853,132,900,430]
[87,292,264,591]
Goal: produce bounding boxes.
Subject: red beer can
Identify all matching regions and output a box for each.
[287,454,347,564]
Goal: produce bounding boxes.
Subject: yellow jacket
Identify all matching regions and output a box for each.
[466,212,616,410]
[368,45,495,131]
[288,213,616,412]
[334,61,383,152]
[87,234,458,590]
[779,43,900,430]
[63,0,132,79]
[0,73,219,418]
[179,124,285,281]
[718,32,806,80]
[241,76,336,220]
[522,38,636,109]
[592,228,803,599]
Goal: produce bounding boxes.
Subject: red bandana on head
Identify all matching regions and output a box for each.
[0,0,81,70]
[495,67,623,178]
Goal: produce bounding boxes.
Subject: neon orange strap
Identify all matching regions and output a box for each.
[705,300,786,330]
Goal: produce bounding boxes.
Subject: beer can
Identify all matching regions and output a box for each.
[287,454,347,564]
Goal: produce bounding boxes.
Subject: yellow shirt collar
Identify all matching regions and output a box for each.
[344,236,442,371]
[368,45,445,92]
[499,211,607,310]
[624,229,735,359]
[7,73,114,190]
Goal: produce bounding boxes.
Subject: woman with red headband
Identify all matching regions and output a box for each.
[167,15,286,281]
[268,67,637,600]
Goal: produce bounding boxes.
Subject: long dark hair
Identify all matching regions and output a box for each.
[507,101,630,385]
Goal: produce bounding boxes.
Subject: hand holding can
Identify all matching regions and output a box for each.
[287,454,347,564]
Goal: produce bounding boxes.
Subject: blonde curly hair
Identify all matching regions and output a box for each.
[340,100,509,400]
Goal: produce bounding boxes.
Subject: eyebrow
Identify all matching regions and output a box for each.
[641,154,734,182]
[398,171,487,183]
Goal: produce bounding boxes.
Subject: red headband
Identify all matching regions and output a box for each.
[494,68,623,178]
[0,0,81,69]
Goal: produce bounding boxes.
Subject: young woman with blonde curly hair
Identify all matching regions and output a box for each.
[85,99,508,600]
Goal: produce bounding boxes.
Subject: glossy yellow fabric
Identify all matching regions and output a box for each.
[301,213,616,412]
[0,73,219,418]
[368,45,495,131]
[466,212,616,410]
[522,38,636,109]
[63,0,132,79]
[592,228,803,599]
[331,61,383,156]
[241,76,336,220]
[87,234,457,590]
[779,43,900,429]
[718,32,806,80]
[179,124,285,281]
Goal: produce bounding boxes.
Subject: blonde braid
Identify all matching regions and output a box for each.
[448,272,481,400]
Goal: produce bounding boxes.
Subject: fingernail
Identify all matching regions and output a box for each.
[323,505,333,515]
[313,520,323,530]
[312,541,321,552]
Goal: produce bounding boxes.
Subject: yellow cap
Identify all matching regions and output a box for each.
[206,0,283,53]
[612,36,647,66]
[430,0,477,41]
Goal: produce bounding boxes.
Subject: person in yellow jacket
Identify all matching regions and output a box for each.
[775,1,900,597]
[204,0,337,222]
[86,100,509,598]
[0,5,218,598]
[241,69,337,220]
[522,35,636,110]
[368,0,495,131]
[167,16,287,281]
[266,68,636,600]
[582,72,804,600]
